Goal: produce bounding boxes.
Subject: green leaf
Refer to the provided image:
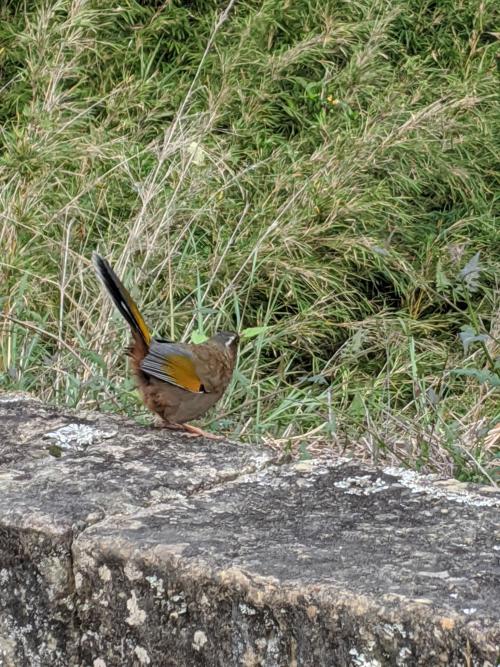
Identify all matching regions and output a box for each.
[458,326,489,353]
[240,326,269,339]
[350,329,363,354]
[303,373,328,385]
[83,349,108,370]
[190,330,208,344]
[451,368,500,388]
[459,251,481,292]
[435,260,451,291]
[348,392,365,419]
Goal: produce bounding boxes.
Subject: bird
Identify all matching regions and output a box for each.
[92,253,239,439]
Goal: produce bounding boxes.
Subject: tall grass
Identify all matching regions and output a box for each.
[1,0,498,482]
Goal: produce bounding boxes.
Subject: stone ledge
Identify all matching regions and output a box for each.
[0,394,498,666]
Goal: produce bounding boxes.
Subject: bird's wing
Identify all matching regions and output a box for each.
[140,341,205,393]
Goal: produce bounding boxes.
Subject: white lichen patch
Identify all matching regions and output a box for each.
[78,552,96,570]
[146,575,164,596]
[98,565,112,582]
[0,393,38,403]
[384,467,499,508]
[349,647,381,667]
[396,646,412,666]
[134,646,151,664]
[334,475,389,496]
[239,602,257,615]
[126,591,146,626]
[462,607,477,615]
[382,623,406,639]
[93,659,106,667]
[168,593,187,619]
[44,424,117,450]
[124,561,143,581]
[149,488,180,503]
[192,630,208,651]
[74,572,83,589]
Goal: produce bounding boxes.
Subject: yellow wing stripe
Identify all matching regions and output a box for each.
[128,295,152,346]
[163,354,202,392]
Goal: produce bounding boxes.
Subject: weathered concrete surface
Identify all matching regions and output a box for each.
[0,394,499,666]
[0,394,273,666]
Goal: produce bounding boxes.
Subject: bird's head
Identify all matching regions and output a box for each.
[211,331,240,356]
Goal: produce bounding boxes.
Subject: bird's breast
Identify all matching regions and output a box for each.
[142,379,224,424]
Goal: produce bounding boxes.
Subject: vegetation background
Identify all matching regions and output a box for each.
[1,0,498,483]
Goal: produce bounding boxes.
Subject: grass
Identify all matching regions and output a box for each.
[1,0,498,483]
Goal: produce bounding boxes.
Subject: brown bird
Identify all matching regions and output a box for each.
[93,253,239,439]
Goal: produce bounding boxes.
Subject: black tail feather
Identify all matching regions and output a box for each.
[93,253,151,346]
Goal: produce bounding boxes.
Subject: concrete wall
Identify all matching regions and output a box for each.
[0,394,498,666]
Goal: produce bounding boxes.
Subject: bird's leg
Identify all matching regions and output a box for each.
[180,424,224,440]
[179,422,224,441]
[157,420,223,441]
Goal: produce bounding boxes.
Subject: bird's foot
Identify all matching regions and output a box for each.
[180,423,224,440]
[159,421,224,441]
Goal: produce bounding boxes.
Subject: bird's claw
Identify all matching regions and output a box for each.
[158,421,224,441]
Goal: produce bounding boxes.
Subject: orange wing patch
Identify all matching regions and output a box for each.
[140,342,205,393]
[162,354,203,393]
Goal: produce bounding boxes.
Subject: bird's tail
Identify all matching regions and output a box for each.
[93,253,151,347]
